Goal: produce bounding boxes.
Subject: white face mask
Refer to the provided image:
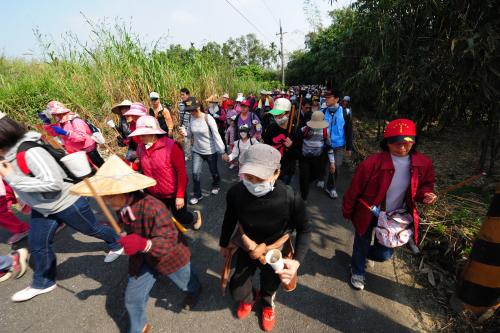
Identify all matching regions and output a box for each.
[243,179,275,197]
[145,142,154,150]
[276,116,288,126]
[239,132,248,139]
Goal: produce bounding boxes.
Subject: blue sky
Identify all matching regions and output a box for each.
[0,0,352,59]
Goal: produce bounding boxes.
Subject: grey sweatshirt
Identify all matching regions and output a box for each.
[190,113,225,155]
[4,131,79,216]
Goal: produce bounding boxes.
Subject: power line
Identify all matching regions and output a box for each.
[259,0,280,27]
[223,0,273,43]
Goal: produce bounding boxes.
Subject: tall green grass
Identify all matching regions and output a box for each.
[0,21,277,126]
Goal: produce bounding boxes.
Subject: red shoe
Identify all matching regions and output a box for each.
[261,307,276,332]
[236,289,259,319]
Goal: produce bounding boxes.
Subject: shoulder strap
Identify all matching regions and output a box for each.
[16,141,42,175]
[303,126,310,138]
[204,114,213,138]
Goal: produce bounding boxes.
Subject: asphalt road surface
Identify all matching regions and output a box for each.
[0,159,434,332]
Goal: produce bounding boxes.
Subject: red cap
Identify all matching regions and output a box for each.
[240,100,251,107]
[384,119,416,143]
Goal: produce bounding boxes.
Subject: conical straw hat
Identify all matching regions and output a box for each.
[70,155,157,196]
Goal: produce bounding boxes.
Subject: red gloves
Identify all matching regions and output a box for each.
[119,234,148,255]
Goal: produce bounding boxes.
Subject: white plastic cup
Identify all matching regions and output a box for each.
[60,151,92,177]
[265,249,284,271]
[106,119,116,128]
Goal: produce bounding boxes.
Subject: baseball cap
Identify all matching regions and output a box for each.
[384,119,416,144]
[239,144,281,179]
[269,98,291,116]
[149,92,160,99]
[183,96,200,111]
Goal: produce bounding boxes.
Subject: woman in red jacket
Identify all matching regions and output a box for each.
[342,119,437,290]
[128,115,202,230]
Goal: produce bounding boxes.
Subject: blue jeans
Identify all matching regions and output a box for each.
[192,152,220,197]
[125,262,200,333]
[351,220,394,276]
[29,197,121,289]
[0,255,13,271]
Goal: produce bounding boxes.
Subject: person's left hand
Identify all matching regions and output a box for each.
[51,125,68,136]
[0,161,14,177]
[276,259,300,284]
[284,137,293,148]
[423,192,437,205]
[175,198,185,210]
[329,163,336,174]
[345,150,352,157]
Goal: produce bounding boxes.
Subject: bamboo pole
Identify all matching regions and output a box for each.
[83,178,122,235]
[288,104,296,135]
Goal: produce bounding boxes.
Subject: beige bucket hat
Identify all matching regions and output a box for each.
[70,155,157,196]
[205,94,220,103]
[111,99,133,115]
[306,111,328,129]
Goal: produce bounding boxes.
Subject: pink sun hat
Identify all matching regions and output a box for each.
[128,115,167,137]
[46,100,67,115]
[123,102,148,117]
[50,106,71,115]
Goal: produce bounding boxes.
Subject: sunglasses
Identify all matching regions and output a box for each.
[150,98,159,101]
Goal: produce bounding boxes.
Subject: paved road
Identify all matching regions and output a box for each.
[0,160,434,332]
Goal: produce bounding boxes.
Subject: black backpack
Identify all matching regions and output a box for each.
[16,141,84,183]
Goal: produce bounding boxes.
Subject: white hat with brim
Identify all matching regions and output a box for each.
[70,155,157,196]
[306,111,328,129]
[239,144,281,180]
[111,99,133,114]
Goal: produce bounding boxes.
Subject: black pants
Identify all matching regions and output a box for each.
[159,196,195,227]
[87,148,104,168]
[299,155,325,200]
[229,249,281,308]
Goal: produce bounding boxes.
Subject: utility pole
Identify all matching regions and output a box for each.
[276,20,287,88]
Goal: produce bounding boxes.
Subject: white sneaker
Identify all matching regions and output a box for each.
[326,189,338,199]
[350,274,365,290]
[12,284,57,302]
[189,196,203,205]
[104,247,124,263]
[211,187,220,195]
[192,210,202,230]
[316,180,325,189]
[229,164,235,169]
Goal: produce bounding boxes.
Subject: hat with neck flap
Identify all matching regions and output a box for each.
[70,155,157,196]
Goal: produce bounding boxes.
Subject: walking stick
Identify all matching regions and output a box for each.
[35,124,64,150]
[83,178,122,235]
[295,95,303,130]
[288,104,296,135]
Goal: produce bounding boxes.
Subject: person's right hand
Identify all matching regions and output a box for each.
[284,137,293,148]
[220,247,232,257]
[222,153,230,162]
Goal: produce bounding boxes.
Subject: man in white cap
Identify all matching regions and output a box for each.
[219,144,311,332]
[149,91,174,137]
[341,95,352,116]
[262,98,299,185]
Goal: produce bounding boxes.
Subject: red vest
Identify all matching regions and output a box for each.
[137,136,177,198]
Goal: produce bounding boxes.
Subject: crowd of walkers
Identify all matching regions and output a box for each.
[0,86,437,333]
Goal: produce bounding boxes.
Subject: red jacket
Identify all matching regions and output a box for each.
[136,136,187,199]
[342,151,435,244]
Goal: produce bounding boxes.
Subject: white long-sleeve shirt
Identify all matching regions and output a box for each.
[190,113,225,155]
